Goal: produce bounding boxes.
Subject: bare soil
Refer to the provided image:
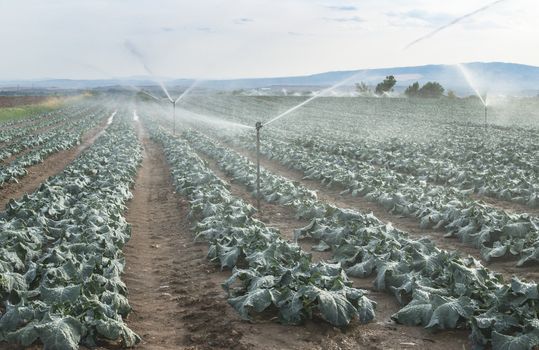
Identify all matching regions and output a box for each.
[0,96,50,108]
[122,124,251,349]
[471,193,539,217]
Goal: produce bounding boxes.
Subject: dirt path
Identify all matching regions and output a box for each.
[0,118,109,209]
[471,193,539,217]
[122,124,187,349]
[226,144,539,283]
[123,124,254,349]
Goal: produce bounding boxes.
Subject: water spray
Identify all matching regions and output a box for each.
[263,70,366,127]
[403,0,509,50]
[140,89,162,101]
[124,40,175,102]
[251,70,368,213]
[456,64,490,128]
[172,100,177,134]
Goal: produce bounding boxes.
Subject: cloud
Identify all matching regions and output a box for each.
[195,26,214,33]
[287,31,315,37]
[325,5,358,11]
[161,27,175,32]
[234,17,254,25]
[386,10,453,27]
[323,16,363,23]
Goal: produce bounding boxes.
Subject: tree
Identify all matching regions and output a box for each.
[447,90,457,99]
[404,82,420,97]
[355,82,371,95]
[418,82,444,98]
[231,89,245,95]
[375,75,397,96]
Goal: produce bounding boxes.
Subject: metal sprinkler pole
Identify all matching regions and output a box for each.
[255,121,262,212]
[483,93,488,130]
[173,101,176,134]
[484,105,487,129]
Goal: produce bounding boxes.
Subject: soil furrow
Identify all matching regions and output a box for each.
[123,123,248,350]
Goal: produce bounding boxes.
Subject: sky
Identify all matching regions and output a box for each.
[0,0,537,80]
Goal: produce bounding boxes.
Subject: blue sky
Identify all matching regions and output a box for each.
[0,0,536,79]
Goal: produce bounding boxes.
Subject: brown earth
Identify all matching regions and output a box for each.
[0,96,50,108]
[0,117,109,209]
[471,193,539,217]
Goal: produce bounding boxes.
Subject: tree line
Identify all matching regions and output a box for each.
[356,75,455,98]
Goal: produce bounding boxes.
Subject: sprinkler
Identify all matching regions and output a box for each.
[484,104,488,129]
[255,121,263,212]
[484,93,488,129]
[171,100,177,134]
[159,97,177,134]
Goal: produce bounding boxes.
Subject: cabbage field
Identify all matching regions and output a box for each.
[1,95,538,350]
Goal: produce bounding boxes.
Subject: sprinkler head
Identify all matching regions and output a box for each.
[255,121,263,130]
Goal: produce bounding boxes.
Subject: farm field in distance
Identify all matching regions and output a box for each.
[0,93,538,350]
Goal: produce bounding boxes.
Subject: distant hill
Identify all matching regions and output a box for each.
[1,62,538,96]
[195,62,539,96]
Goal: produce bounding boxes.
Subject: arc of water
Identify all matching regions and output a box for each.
[139,89,162,101]
[403,0,508,50]
[175,80,201,103]
[263,70,366,126]
[124,40,174,102]
[176,106,254,129]
[456,63,487,106]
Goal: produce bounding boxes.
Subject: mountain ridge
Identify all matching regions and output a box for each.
[1,62,538,95]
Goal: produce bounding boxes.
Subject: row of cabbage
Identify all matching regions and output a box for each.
[176,95,538,207]
[176,126,539,349]
[145,121,377,328]
[0,106,107,162]
[147,97,539,265]
[141,99,539,265]
[0,114,43,130]
[0,111,142,349]
[0,114,55,141]
[274,129,538,208]
[0,105,94,144]
[0,108,110,187]
[180,94,539,139]
[231,133,539,266]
